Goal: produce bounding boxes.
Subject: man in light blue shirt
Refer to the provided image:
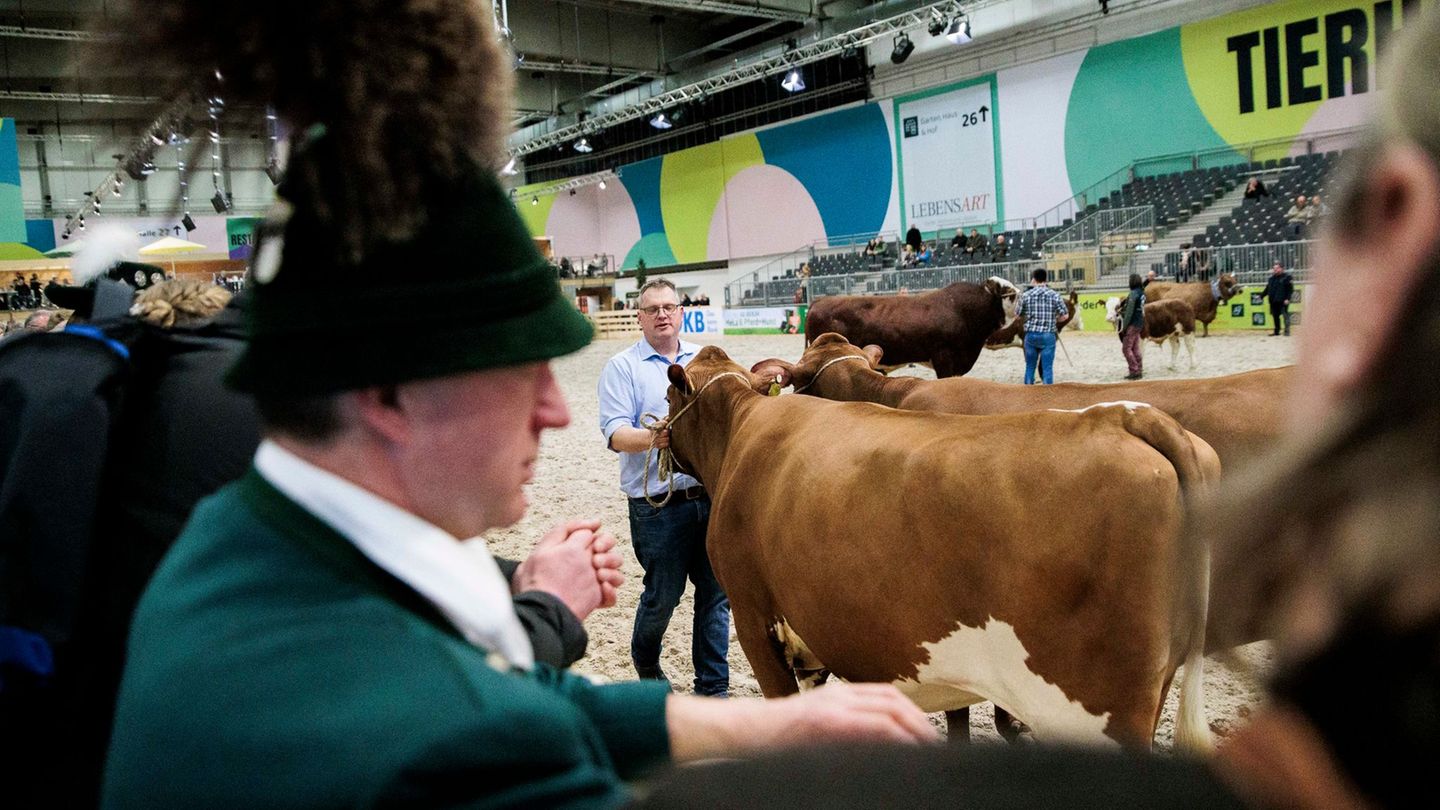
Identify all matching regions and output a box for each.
[598,279,730,695]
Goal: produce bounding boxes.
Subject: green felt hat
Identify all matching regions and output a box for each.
[227,135,592,395]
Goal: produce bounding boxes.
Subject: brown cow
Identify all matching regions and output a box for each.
[755,332,1289,481]
[803,277,1018,378]
[1105,296,1198,370]
[663,345,1217,751]
[753,333,1287,740]
[1143,273,1242,336]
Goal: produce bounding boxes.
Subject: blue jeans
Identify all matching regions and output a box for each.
[628,496,730,696]
[1023,332,1057,384]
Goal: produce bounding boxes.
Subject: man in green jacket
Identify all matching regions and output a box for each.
[101,127,933,808]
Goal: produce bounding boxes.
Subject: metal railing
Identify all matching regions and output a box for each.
[731,257,1096,308]
[1028,126,1363,242]
[553,253,616,280]
[1046,205,1154,249]
[725,240,1317,308]
[1135,240,1315,286]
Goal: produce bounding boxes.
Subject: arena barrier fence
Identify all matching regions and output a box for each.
[589,309,642,339]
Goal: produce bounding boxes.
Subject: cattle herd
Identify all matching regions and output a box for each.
[651,276,1291,751]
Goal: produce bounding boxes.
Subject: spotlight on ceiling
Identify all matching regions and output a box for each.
[649,112,673,130]
[946,17,973,45]
[928,10,947,37]
[574,137,593,154]
[891,33,914,65]
[780,68,805,93]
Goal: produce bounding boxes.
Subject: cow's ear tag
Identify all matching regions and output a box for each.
[767,376,782,397]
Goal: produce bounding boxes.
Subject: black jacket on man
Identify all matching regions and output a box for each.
[1261,272,1295,308]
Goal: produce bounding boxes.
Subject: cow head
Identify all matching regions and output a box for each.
[665,345,773,479]
[986,276,1020,321]
[752,332,881,395]
[1104,296,1122,323]
[1216,273,1241,302]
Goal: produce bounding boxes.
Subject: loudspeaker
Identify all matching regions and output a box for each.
[264,161,282,185]
[211,192,230,213]
[182,214,196,232]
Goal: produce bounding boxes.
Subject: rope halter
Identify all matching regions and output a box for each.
[792,353,871,394]
[641,370,751,508]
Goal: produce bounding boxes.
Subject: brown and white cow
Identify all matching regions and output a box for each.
[1105,296,1199,370]
[803,277,1018,378]
[663,345,1217,751]
[1144,274,1242,337]
[983,290,1080,351]
[756,332,1289,474]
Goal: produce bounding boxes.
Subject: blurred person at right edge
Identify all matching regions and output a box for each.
[644,8,1440,808]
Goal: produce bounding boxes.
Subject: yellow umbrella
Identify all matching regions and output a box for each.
[139,236,208,255]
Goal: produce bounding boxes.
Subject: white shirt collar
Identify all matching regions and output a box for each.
[254,441,534,670]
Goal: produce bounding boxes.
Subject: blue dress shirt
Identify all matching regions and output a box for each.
[598,338,701,499]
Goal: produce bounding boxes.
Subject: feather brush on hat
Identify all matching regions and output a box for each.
[84,0,515,264]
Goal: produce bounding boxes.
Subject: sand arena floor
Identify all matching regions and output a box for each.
[486,330,1297,747]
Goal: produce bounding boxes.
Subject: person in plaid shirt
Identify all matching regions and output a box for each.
[1017,268,1068,384]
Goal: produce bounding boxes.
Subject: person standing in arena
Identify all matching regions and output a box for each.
[1017,268,1068,384]
[1119,273,1146,379]
[598,278,731,695]
[1259,261,1294,336]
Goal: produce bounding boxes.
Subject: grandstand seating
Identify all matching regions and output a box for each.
[1197,152,1341,247]
[738,150,1343,305]
[1093,166,1238,231]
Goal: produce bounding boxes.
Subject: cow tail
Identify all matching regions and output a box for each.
[1122,408,1217,754]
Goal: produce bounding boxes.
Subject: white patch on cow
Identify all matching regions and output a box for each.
[893,617,1115,746]
[1104,296,1121,323]
[990,276,1020,320]
[1047,400,1151,414]
[772,618,829,689]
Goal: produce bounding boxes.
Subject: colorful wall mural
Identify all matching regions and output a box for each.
[0,118,43,260]
[521,0,1429,269]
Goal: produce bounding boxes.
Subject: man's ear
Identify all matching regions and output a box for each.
[667,363,692,395]
[1297,144,1440,424]
[1351,144,1440,285]
[351,384,409,444]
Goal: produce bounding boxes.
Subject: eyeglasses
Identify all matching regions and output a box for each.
[639,304,681,316]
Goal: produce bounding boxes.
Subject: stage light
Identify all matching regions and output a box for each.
[928,10,947,37]
[946,17,973,45]
[649,112,672,130]
[780,69,805,93]
[891,34,914,64]
[574,137,593,153]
